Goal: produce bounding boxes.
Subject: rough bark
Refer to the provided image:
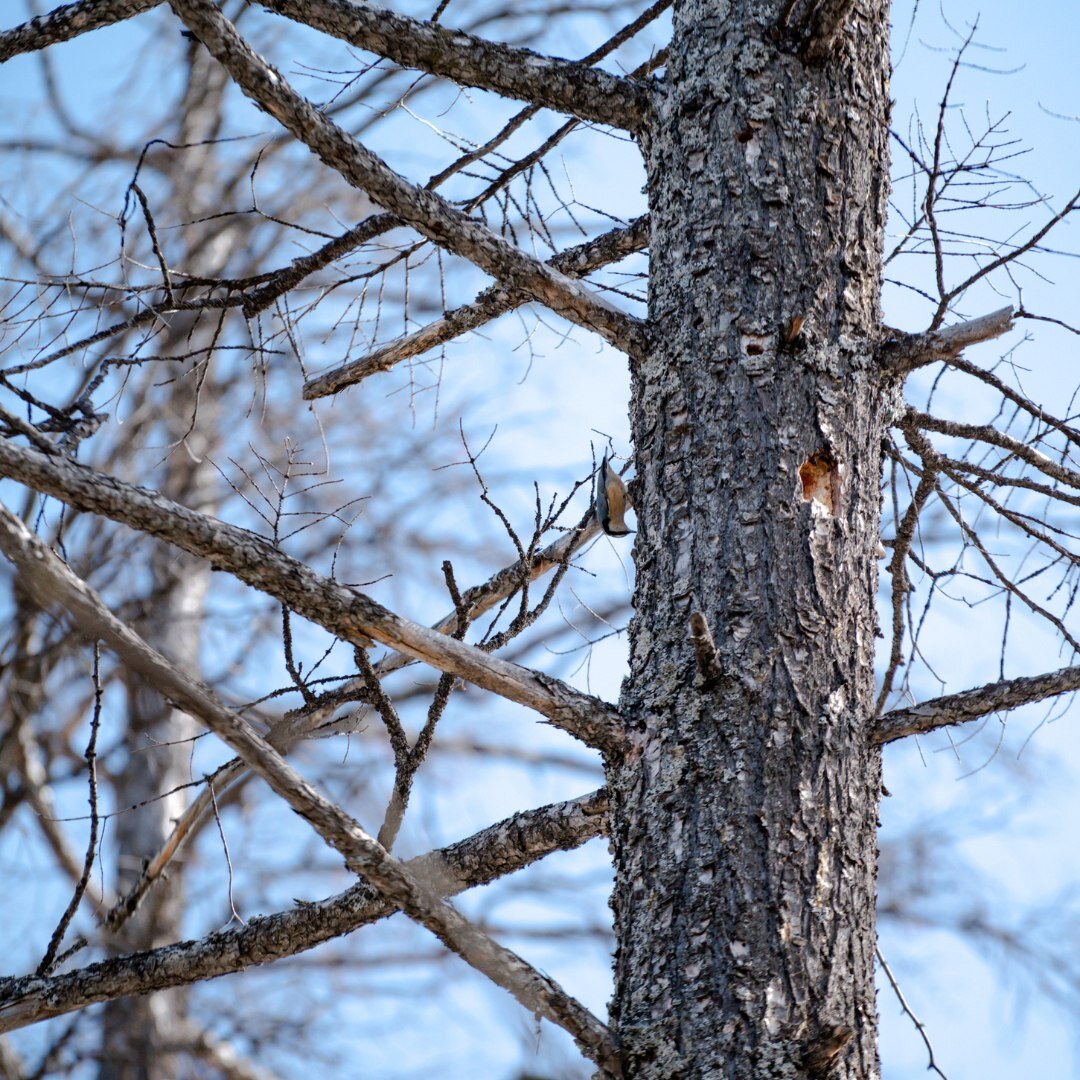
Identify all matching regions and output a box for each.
[0,789,607,1032]
[608,2,892,1076]
[0,506,620,1072]
[0,0,159,62]
[261,0,650,130]
[875,665,1080,745]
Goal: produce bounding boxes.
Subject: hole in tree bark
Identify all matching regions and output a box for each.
[799,450,840,514]
[734,125,755,143]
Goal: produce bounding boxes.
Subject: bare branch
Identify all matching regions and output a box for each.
[903,409,1080,493]
[103,758,246,932]
[0,439,626,755]
[0,1036,27,1079]
[304,215,650,398]
[875,946,949,1079]
[935,188,1079,321]
[168,0,646,356]
[943,353,1080,450]
[0,505,621,1073]
[0,0,158,63]
[875,456,938,715]
[879,306,1015,377]
[261,0,651,131]
[875,665,1080,745]
[105,507,608,930]
[0,788,608,1032]
[35,645,104,977]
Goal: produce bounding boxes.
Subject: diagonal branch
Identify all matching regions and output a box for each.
[304,215,650,398]
[0,505,621,1074]
[932,188,1079,323]
[261,0,651,131]
[0,0,159,63]
[0,440,625,755]
[875,665,1080,745]
[168,0,646,357]
[104,506,607,930]
[879,306,1015,377]
[0,787,608,1033]
[903,408,1080,493]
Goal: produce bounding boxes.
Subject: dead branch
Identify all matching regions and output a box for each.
[261,0,651,131]
[168,0,646,355]
[303,215,649,398]
[0,0,158,63]
[0,440,625,754]
[903,409,1080,493]
[104,505,606,930]
[0,788,607,1033]
[0,505,621,1073]
[879,306,1015,376]
[875,664,1080,745]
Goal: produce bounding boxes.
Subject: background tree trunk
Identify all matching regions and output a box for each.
[101,366,217,1080]
[100,50,227,1076]
[610,2,893,1074]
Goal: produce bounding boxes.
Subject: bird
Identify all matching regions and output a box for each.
[595,453,633,536]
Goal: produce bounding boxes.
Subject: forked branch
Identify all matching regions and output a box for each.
[104,505,607,931]
[304,215,650,398]
[0,506,621,1073]
[879,306,1015,376]
[0,788,607,1032]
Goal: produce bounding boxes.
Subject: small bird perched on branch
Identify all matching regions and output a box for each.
[595,453,633,536]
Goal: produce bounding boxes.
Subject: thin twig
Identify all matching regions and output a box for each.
[36,643,104,977]
[876,945,949,1079]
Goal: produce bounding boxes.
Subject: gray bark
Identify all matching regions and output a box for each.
[0,505,620,1073]
[260,0,651,130]
[0,439,624,754]
[608,1,892,1076]
[876,665,1080,745]
[0,0,159,62]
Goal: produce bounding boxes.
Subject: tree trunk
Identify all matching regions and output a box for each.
[610,2,892,1076]
[101,381,215,1080]
[98,47,228,1078]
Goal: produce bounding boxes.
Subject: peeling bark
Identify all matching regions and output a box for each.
[608,2,892,1075]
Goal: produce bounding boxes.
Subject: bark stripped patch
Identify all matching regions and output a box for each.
[799,449,840,515]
